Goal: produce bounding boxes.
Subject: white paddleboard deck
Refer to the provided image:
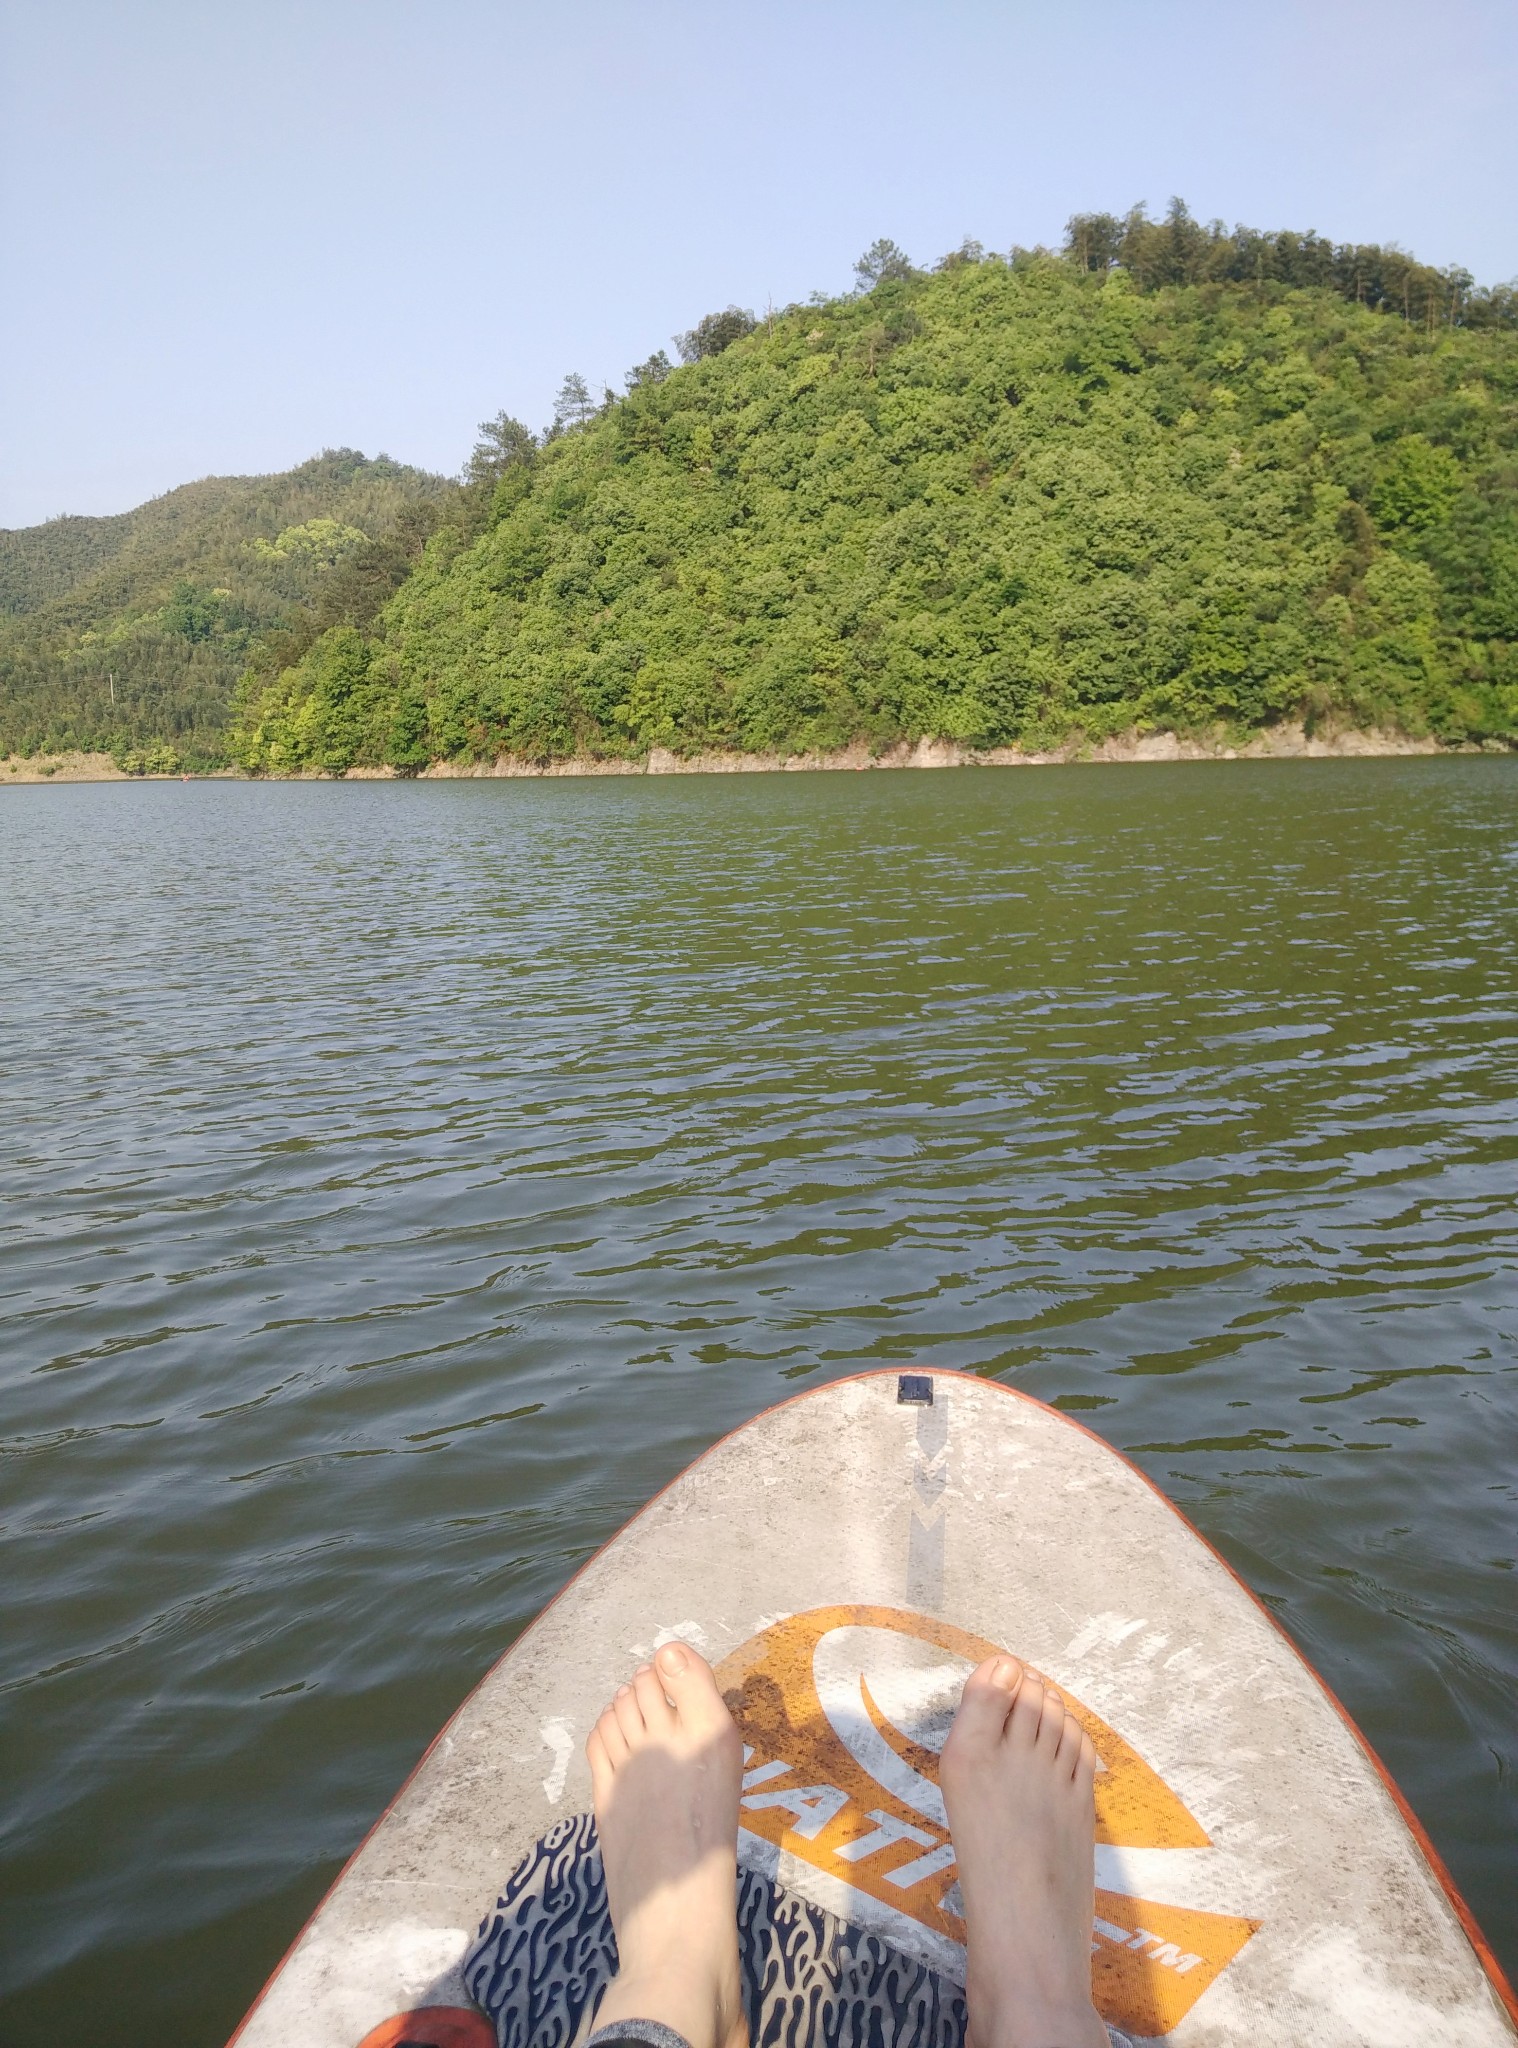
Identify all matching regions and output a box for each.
[230,1370,1517,2047]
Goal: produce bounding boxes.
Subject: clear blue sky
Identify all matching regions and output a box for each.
[3,0,1515,529]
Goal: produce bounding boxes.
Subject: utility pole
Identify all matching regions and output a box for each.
[108,672,115,706]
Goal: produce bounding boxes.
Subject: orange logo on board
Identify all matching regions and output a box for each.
[716,1606,1257,2041]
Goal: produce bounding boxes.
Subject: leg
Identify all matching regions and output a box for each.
[586,1643,748,2048]
[940,1656,1108,2048]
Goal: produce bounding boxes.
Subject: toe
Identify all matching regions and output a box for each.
[653,1640,731,1738]
[949,1656,1023,1754]
[1054,1701,1086,1775]
[612,1682,647,1750]
[1076,1727,1098,1791]
[1006,1669,1046,1748]
[632,1661,677,1732]
[592,1703,629,1770]
[586,1723,615,1802]
[1036,1687,1067,1755]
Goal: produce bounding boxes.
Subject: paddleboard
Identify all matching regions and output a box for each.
[229,1369,1518,2048]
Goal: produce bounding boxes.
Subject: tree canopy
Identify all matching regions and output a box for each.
[854,239,918,291]
[235,224,1518,775]
[675,306,758,363]
[1062,199,1515,332]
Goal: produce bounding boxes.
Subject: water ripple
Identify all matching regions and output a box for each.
[1,759,1515,2044]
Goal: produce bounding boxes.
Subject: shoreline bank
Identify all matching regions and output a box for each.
[412,723,1462,779]
[3,723,1506,786]
[0,752,238,785]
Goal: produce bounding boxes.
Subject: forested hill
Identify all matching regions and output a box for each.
[238,228,1518,774]
[9,209,1517,773]
[0,451,451,767]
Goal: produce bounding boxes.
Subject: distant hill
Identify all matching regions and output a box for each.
[10,205,1517,775]
[234,210,1518,774]
[0,450,454,767]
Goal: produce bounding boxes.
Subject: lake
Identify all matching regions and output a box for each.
[1,759,1515,2045]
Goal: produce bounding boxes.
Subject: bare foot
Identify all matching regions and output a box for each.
[940,1656,1108,2048]
[587,1643,748,2048]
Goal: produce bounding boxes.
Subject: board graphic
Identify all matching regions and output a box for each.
[721,1605,1256,2041]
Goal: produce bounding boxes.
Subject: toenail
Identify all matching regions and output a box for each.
[992,1656,1020,1688]
[656,1642,688,1674]
[616,1684,630,1699]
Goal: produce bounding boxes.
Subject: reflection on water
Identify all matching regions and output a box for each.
[1,760,1514,2044]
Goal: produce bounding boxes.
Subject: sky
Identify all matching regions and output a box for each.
[3,0,1516,530]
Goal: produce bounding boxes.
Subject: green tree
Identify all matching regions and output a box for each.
[625,350,673,391]
[249,517,369,565]
[1063,213,1124,272]
[673,307,756,363]
[551,373,597,433]
[465,413,537,487]
[161,579,221,641]
[1370,436,1463,532]
[854,239,916,290]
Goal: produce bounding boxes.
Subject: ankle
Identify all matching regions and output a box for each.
[969,1997,1108,2048]
[596,1964,723,2048]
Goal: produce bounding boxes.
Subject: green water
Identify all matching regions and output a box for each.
[1,760,1515,2044]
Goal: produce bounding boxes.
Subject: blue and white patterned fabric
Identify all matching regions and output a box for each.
[464,1815,1134,2048]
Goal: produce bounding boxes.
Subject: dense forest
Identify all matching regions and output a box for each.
[6,203,1516,771]
[237,209,1518,772]
[0,452,451,767]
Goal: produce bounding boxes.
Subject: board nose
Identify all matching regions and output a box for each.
[354,2007,496,2048]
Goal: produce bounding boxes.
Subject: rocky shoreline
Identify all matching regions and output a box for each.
[411,723,1460,779]
[4,723,1507,785]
